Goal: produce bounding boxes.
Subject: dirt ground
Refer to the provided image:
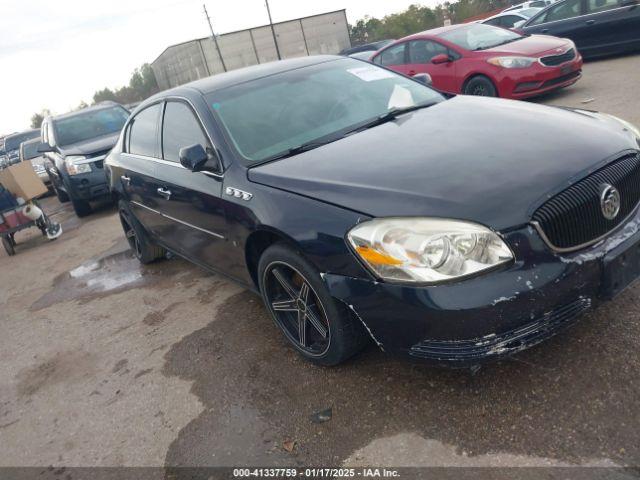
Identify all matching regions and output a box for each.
[1,53,640,472]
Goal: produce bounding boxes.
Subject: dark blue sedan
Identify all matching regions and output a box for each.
[521,0,640,58]
[105,56,640,366]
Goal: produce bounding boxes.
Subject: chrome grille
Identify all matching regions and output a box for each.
[532,153,640,250]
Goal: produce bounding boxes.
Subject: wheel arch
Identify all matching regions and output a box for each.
[462,72,498,95]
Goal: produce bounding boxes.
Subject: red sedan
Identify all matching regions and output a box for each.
[370,23,583,99]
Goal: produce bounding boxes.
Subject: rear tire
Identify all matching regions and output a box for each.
[118,200,165,264]
[258,243,368,366]
[2,236,15,256]
[464,75,498,97]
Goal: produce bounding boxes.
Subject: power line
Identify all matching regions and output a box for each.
[265,0,281,60]
[203,4,227,72]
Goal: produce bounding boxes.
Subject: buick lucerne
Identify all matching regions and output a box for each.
[106,56,640,366]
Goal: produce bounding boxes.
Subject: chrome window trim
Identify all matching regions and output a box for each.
[120,152,224,179]
[531,201,640,253]
[130,200,225,240]
[528,3,631,28]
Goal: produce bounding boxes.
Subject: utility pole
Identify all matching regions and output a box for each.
[265,0,281,60]
[203,4,227,72]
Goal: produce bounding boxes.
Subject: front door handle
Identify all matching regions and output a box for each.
[585,19,595,25]
[157,187,172,200]
[121,175,131,186]
[541,28,549,33]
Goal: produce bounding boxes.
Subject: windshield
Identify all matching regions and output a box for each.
[439,24,523,51]
[21,140,40,160]
[54,106,129,147]
[207,58,443,164]
[5,130,39,152]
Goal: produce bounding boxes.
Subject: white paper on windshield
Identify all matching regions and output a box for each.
[387,85,415,109]
[347,66,395,82]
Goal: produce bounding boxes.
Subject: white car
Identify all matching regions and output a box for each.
[481,8,543,29]
[503,0,552,12]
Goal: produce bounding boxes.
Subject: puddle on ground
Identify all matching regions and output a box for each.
[31,248,208,311]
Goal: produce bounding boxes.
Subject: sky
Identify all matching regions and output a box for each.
[0,0,441,135]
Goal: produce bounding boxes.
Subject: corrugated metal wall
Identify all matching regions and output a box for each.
[152,10,350,90]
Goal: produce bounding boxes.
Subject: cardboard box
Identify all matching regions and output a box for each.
[0,162,48,200]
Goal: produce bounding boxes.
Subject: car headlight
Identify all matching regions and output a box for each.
[347,218,514,284]
[65,156,91,175]
[487,56,537,68]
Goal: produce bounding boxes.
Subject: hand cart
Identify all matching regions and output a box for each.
[0,200,57,256]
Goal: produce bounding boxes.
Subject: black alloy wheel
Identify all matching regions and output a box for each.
[119,208,142,259]
[263,261,331,357]
[118,200,165,264]
[464,76,497,97]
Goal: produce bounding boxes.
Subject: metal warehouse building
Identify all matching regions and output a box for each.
[151,9,351,90]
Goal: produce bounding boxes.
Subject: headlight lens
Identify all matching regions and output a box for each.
[65,156,91,175]
[347,218,513,284]
[487,56,537,68]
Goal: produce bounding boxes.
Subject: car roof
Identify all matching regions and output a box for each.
[50,101,122,122]
[153,55,342,100]
[398,23,471,41]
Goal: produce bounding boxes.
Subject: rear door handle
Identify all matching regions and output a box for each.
[157,187,172,200]
[541,28,549,33]
[121,175,131,186]
[585,19,595,25]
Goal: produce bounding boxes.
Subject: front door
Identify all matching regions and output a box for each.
[153,99,231,272]
[583,0,640,53]
[524,0,589,50]
[405,40,458,94]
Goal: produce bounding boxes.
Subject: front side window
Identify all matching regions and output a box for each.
[207,58,444,164]
[544,0,582,22]
[162,101,210,162]
[54,106,129,147]
[408,40,449,63]
[375,43,406,66]
[128,104,161,157]
[587,0,620,12]
[439,24,523,51]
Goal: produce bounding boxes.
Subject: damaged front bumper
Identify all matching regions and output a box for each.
[322,215,640,366]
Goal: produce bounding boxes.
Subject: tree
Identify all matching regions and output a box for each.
[30,109,51,129]
[92,63,159,106]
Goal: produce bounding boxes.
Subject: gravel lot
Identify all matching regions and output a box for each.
[1,53,640,472]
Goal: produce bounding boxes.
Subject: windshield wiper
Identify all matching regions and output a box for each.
[344,102,437,135]
[257,102,436,164]
[475,38,520,51]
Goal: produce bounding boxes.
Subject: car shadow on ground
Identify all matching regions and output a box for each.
[161,275,640,467]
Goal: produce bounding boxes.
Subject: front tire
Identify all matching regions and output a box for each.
[52,180,69,203]
[464,75,498,97]
[258,243,368,366]
[71,196,92,217]
[118,200,165,264]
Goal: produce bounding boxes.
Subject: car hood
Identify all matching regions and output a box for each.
[248,96,638,231]
[58,132,120,156]
[483,34,573,56]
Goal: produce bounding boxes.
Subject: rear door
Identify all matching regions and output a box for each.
[371,42,409,75]
[524,0,589,49]
[583,0,640,53]
[405,40,459,93]
[153,99,230,269]
[121,102,166,235]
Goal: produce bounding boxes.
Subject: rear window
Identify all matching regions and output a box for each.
[54,106,129,147]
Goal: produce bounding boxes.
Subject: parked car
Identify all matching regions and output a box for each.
[348,51,375,61]
[39,102,129,216]
[520,0,640,58]
[19,137,50,187]
[371,23,582,99]
[503,0,553,12]
[481,8,542,29]
[340,39,395,56]
[3,129,40,166]
[106,55,640,367]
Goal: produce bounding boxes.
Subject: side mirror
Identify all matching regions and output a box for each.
[431,54,452,65]
[179,143,221,173]
[36,142,53,153]
[413,73,433,86]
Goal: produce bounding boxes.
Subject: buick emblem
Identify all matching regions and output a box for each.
[600,184,621,220]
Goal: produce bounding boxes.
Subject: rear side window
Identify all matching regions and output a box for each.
[161,101,210,162]
[374,43,406,67]
[500,15,525,27]
[587,0,619,12]
[128,104,161,157]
